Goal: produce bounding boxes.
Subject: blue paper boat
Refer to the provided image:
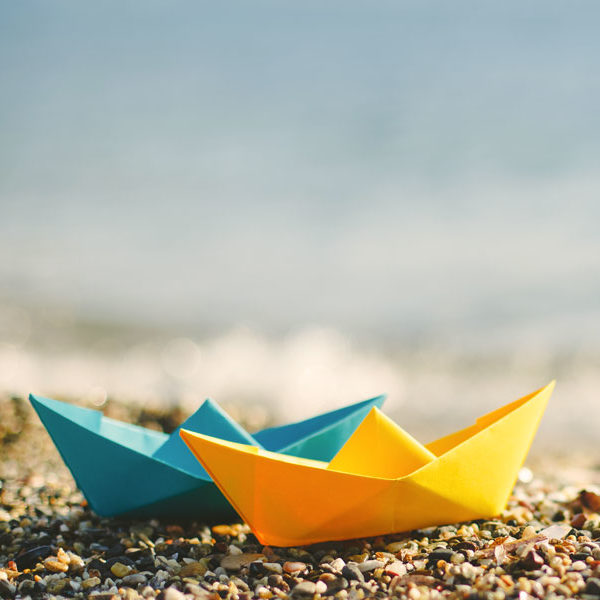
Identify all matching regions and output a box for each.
[29,394,385,519]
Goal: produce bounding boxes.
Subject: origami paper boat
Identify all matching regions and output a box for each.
[180,382,554,546]
[29,393,384,519]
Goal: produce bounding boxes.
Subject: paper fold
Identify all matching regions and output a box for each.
[180,382,554,545]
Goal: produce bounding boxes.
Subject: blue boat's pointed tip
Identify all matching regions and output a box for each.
[30,393,69,412]
[29,393,44,406]
[371,394,386,408]
[29,394,104,433]
[353,394,386,411]
[29,393,60,414]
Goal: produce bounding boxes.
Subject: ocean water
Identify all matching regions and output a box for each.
[1,1,600,450]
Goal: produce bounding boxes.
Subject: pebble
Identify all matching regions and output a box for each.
[572,513,587,528]
[14,545,53,570]
[2,395,600,600]
[292,581,317,596]
[521,525,538,539]
[44,557,69,572]
[586,578,600,596]
[82,576,102,589]
[324,576,348,593]
[342,562,365,582]
[212,524,235,537]
[157,587,186,600]
[385,561,407,576]
[122,573,148,585]
[580,490,600,512]
[47,578,71,594]
[386,542,405,554]
[0,580,15,598]
[262,562,283,574]
[428,548,455,563]
[283,561,307,574]
[521,550,544,570]
[221,553,265,571]
[179,561,207,577]
[357,559,384,572]
[330,557,346,572]
[110,562,133,578]
[68,551,85,571]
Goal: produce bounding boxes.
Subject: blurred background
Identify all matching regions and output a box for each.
[1,1,599,452]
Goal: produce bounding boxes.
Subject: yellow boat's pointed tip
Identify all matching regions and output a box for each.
[179,428,192,442]
[535,380,556,397]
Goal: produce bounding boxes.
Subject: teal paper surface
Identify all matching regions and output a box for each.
[29,393,385,519]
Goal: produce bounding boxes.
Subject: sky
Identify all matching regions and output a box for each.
[2,1,600,347]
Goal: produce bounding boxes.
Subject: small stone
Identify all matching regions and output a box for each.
[581,491,600,512]
[255,585,272,599]
[122,589,142,600]
[44,557,69,572]
[585,578,600,596]
[179,562,207,577]
[0,580,15,598]
[521,550,544,571]
[47,578,70,594]
[183,583,206,597]
[267,573,284,588]
[539,524,571,540]
[329,558,346,572]
[212,525,234,537]
[122,573,148,585]
[572,513,587,529]
[18,580,35,594]
[15,545,52,570]
[57,547,70,564]
[82,576,102,589]
[324,576,348,593]
[428,548,454,563]
[385,561,407,577]
[221,553,265,571]
[248,561,265,577]
[454,541,478,552]
[283,561,307,574]
[68,552,85,571]
[342,562,364,582]
[111,562,133,578]
[292,581,316,596]
[315,580,327,594]
[157,587,186,600]
[263,562,283,574]
[521,526,537,539]
[357,560,384,572]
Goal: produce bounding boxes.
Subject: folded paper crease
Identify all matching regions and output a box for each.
[180,382,554,545]
[30,393,385,518]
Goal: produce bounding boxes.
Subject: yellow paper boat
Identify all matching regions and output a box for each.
[180,383,554,546]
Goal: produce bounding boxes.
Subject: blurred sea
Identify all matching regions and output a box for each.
[1,1,600,452]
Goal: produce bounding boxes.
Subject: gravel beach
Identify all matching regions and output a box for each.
[1,396,599,600]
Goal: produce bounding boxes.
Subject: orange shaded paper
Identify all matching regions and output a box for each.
[180,382,554,546]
